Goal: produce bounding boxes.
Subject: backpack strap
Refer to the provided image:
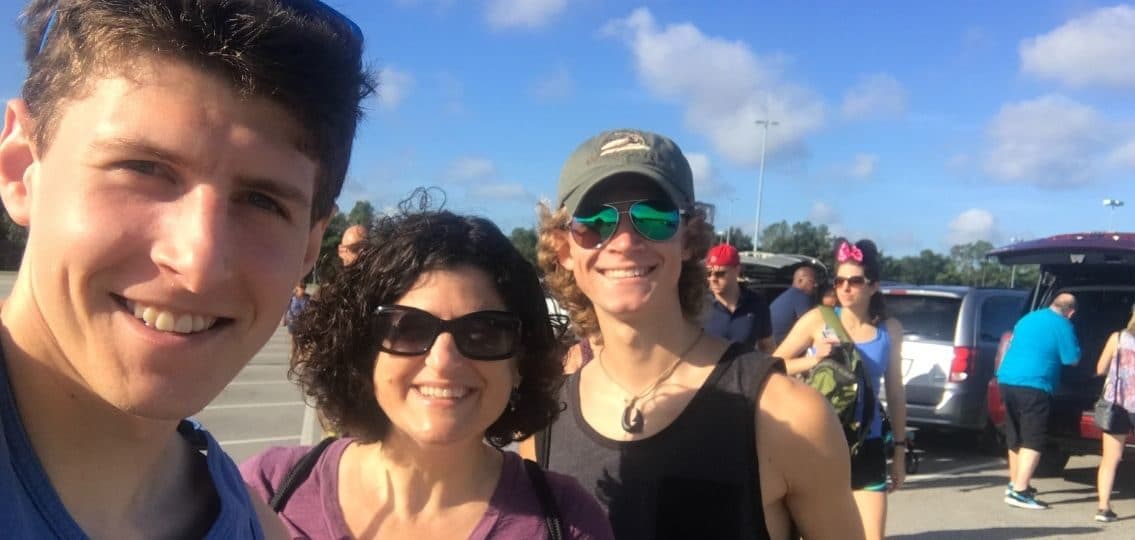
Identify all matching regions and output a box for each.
[269,436,337,513]
[817,307,878,452]
[524,459,564,540]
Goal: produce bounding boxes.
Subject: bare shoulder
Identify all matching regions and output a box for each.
[757,372,839,441]
[885,318,903,336]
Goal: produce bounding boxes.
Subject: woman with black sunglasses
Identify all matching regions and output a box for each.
[523,129,862,539]
[772,237,907,540]
[241,191,613,539]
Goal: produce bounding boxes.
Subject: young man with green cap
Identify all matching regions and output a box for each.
[525,128,862,539]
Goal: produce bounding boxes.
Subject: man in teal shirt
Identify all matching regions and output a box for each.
[997,293,1080,510]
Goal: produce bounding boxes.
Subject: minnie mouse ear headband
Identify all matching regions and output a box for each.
[836,241,863,263]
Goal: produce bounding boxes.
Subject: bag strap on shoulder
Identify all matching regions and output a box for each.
[524,459,564,540]
[818,306,852,344]
[269,436,337,513]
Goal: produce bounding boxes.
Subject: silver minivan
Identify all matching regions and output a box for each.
[881,285,1026,433]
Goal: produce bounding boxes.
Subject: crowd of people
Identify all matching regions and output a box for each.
[0,1,1130,539]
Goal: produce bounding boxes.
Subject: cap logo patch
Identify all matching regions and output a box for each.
[599,133,650,157]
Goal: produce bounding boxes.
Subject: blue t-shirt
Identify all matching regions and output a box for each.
[0,349,266,539]
[769,287,814,344]
[705,287,772,350]
[996,307,1080,394]
[286,294,309,333]
[834,308,890,439]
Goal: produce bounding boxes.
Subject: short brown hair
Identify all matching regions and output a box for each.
[18,0,376,220]
[536,203,713,341]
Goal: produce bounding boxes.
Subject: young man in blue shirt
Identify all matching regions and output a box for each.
[996,293,1081,510]
[705,244,774,352]
[0,1,374,536]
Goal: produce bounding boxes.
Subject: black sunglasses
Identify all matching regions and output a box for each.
[35,0,363,57]
[708,270,730,279]
[373,305,522,361]
[833,276,871,288]
[567,199,684,250]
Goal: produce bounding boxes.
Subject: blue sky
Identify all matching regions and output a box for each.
[2,0,1134,255]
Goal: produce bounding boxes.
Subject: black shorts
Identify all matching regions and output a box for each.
[1000,384,1051,451]
[1102,408,1135,435]
[850,438,887,492]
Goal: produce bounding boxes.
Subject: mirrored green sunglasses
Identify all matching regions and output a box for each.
[568,199,684,249]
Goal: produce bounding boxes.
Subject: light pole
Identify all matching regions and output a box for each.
[753,117,778,251]
[1103,198,1125,232]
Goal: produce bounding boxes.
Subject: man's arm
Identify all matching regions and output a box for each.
[1058,319,1081,366]
[757,373,864,540]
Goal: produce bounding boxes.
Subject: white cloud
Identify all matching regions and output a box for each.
[445,157,496,181]
[472,182,535,201]
[378,67,414,111]
[1107,138,1135,168]
[1020,5,1135,89]
[486,0,568,30]
[841,73,908,120]
[947,208,1000,246]
[532,65,575,101]
[809,201,840,225]
[983,94,1106,187]
[686,152,734,198]
[603,8,825,166]
[847,154,878,179]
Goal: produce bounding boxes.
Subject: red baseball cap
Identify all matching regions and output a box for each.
[706,244,739,267]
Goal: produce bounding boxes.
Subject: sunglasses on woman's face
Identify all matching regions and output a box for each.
[567,199,684,249]
[833,275,871,288]
[373,305,522,361]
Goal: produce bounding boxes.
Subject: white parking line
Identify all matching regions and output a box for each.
[906,459,1004,482]
[220,436,301,446]
[204,401,305,411]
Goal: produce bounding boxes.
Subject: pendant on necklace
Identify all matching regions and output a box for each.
[621,402,644,433]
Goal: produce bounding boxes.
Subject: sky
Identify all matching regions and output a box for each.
[1,0,1133,255]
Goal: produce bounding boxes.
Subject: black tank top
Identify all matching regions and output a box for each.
[546,343,783,540]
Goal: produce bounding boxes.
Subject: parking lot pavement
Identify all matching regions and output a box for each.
[193,327,307,463]
[889,431,1135,539]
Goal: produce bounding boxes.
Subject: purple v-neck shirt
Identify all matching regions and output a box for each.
[241,439,613,539]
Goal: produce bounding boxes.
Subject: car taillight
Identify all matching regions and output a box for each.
[949,346,975,382]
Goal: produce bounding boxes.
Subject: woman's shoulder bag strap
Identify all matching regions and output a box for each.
[269,436,338,513]
[523,458,564,540]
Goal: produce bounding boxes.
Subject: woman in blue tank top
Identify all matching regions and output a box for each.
[773,238,908,540]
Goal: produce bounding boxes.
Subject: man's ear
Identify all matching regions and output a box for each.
[0,99,37,227]
[555,230,575,271]
[300,215,330,277]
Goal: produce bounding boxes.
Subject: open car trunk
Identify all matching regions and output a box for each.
[988,233,1135,443]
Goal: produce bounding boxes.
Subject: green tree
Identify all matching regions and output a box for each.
[312,212,349,285]
[346,200,376,228]
[714,227,753,251]
[759,220,835,269]
[509,227,538,267]
[0,200,27,270]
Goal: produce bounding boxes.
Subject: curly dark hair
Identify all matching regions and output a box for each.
[291,191,564,446]
[832,237,887,324]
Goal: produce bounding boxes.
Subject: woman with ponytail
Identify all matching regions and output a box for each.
[772,238,906,540]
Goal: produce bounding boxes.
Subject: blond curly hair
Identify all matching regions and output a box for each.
[536,202,714,343]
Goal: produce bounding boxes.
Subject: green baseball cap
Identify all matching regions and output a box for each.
[556,129,695,215]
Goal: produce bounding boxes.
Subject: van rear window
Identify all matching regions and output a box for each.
[885,295,961,341]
